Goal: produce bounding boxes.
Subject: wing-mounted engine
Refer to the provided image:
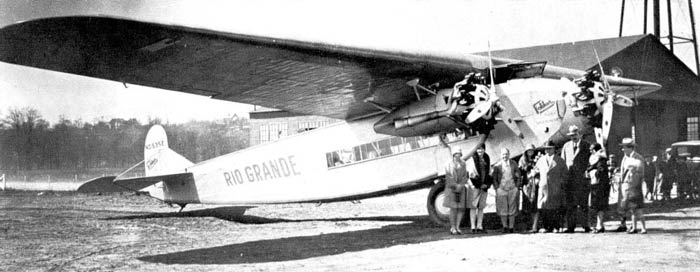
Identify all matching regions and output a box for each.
[564,69,635,146]
[372,74,497,137]
[372,62,546,138]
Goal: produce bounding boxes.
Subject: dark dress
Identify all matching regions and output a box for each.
[587,153,610,212]
[519,154,538,213]
[659,158,678,198]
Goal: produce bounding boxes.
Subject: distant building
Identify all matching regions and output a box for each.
[248,106,339,146]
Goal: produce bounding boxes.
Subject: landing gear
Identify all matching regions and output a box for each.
[427,179,450,226]
[177,203,187,213]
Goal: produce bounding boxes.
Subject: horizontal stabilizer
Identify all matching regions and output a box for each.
[114,173,194,192]
[77,176,122,193]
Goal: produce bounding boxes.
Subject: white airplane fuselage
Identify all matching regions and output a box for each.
[143,76,588,206]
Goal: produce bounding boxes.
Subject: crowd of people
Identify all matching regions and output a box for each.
[441,125,699,235]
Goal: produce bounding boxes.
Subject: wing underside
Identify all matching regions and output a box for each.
[0,16,513,119]
[0,16,661,119]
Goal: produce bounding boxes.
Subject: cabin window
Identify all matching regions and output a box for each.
[298,120,331,132]
[687,116,699,141]
[324,134,469,168]
[260,122,288,143]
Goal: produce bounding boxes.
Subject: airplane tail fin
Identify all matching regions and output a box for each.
[144,125,194,176]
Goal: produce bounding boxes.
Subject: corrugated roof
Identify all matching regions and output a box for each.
[484,35,700,103]
[486,35,647,70]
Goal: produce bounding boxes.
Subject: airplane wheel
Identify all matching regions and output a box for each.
[427,179,450,226]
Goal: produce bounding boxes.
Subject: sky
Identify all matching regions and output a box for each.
[0,0,698,124]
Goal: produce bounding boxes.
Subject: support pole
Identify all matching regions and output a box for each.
[689,0,700,74]
[644,0,649,33]
[620,0,626,37]
[654,0,661,37]
[668,0,675,52]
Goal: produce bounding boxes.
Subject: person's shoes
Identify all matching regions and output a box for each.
[544,228,553,233]
[501,227,508,233]
[477,229,486,234]
[640,229,647,234]
[529,229,539,234]
[471,229,477,234]
[583,227,592,233]
[615,225,628,232]
[563,228,575,233]
[593,227,605,234]
[450,229,458,235]
[510,228,515,233]
[627,228,638,234]
[456,229,463,235]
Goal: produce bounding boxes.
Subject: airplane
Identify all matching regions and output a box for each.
[0,16,661,225]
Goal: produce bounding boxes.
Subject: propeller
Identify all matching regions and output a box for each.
[466,42,498,123]
[463,42,524,138]
[592,49,634,147]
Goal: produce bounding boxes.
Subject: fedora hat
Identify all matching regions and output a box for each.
[566,125,580,136]
[540,140,556,149]
[525,144,537,151]
[618,137,636,147]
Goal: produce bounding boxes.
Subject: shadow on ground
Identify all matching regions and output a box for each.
[125,200,700,265]
[136,215,508,265]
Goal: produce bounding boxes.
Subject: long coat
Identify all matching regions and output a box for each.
[533,154,566,209]
[561,139,591,205]
[443,160,469,209]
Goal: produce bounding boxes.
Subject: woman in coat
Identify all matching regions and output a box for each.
[466,144,492,233]
[444,147,469,235]
[531,141,566,232]
[587,143,610,233]
[519,144,539,215]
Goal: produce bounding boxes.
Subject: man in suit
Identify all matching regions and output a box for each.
[560,125,592,233]
[493,148,522,233]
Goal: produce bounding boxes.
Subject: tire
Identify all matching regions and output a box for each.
[427,179,450,226]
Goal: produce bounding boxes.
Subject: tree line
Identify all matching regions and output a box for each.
[0,107,250,174]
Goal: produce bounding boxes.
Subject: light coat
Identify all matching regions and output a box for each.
[532,154,566,209]
[443,160,469,209]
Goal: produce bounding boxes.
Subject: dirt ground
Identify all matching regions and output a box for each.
[1,189,699,272]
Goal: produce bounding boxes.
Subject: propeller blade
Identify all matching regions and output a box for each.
[466,102,493,123]
[594,127,604,147]
[601,97,613,145]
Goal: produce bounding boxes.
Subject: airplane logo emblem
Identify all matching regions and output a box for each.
[533,100,555,114]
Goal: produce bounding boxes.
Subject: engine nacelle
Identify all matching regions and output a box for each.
[373,82,496,137]
[373,88,461,137]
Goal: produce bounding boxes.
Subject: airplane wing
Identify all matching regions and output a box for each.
[0,16,513,120]
[0,16,660,120]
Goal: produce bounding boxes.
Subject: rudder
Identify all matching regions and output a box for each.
[144,125,193,176]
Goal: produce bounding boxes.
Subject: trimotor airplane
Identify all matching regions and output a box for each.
[0,16,661,225]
